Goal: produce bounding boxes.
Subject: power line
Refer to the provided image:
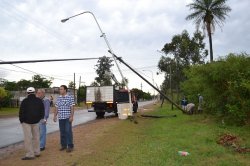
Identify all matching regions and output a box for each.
[67,65,158,76]
[0,60,71,81]
[0,0,73,48]
[0,57,105,82]
[0,57,101,65]
[0,66,72,82]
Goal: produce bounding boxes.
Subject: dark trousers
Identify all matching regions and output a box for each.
[59,118,74,148]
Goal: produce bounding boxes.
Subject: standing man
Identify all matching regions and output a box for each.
[19,87,44,160]
[53,85,75,152]
[181,96,188,111]
[50,95,54,107]
[132,95,138,113]
[198,94,203,114]
[37,89,50,151]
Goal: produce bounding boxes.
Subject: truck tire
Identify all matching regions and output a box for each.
[96,112,105,118]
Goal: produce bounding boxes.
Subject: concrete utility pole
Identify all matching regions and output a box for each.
[108,51,184,113]
[61,11,133,113]
[169,63,173,110]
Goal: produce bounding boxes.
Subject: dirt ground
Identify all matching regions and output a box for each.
[0,105,154,166]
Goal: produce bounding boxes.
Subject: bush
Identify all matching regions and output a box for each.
[1,91,13,107]
[0,87,7,108]
[181,53,250,125]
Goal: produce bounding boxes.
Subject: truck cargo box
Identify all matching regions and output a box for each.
[86,86,114,102]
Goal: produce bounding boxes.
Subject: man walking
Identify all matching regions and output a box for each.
[53,85,75,152]
[37,89,50,151]
[19,87,44,160]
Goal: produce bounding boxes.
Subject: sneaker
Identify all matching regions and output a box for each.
[21,157,35,160]
[40,147,45,151]
[35,154,41,157]
[66,148,73,153]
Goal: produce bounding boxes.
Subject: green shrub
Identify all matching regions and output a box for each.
[1,91,13,107]
[181,53,250,125]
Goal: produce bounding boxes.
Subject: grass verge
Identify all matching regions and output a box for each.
[75,103,250,166]
[0,107,19,117]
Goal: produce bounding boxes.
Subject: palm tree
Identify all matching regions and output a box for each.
[186,0,231,62]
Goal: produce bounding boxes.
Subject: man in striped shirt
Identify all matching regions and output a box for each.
[53,85,75,152]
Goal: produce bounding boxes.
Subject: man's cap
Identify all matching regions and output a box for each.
[27,87,35,93]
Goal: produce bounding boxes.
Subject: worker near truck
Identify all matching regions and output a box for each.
[132,96,138,113]
[53,85,75,153]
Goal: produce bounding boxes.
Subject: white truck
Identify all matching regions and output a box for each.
[86,86,136,118]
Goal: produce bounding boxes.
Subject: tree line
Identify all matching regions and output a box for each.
[159,0,250,125]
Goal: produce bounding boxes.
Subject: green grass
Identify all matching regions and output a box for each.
[75,103,250,166]
[0,107,19,117]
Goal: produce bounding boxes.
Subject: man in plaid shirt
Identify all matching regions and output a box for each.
[53,85,75,152]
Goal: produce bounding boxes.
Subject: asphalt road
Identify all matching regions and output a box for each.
[0,101,154,148]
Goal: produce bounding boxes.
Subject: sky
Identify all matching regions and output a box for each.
[0,0,249,94]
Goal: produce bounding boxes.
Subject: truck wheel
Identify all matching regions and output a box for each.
[96,112,105,118]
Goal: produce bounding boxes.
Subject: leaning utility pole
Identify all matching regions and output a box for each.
[108,51,184,113]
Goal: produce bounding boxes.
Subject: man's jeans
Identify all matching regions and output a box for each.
[39,121,47,148]
[59,118,74,148]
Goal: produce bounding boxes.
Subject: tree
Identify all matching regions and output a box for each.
[143,92,152,100]
[159,30,208,101]
[17,79,32,90]
[94,56,114,86]
[2,81,18,91]
[0,87,7,109]
[131,88,144,100]
[131,88,152,101]
[77,85,86,104]
[32,75,52,88]
[186,0,231,62]
[161,30,207,68]
[68,81,75,89]
[1,90,13,108]
[3,75,52,91]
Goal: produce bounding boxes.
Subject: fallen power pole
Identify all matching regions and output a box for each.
[108,50,185,113]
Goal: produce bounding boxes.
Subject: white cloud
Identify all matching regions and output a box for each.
[0,0,249,93]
